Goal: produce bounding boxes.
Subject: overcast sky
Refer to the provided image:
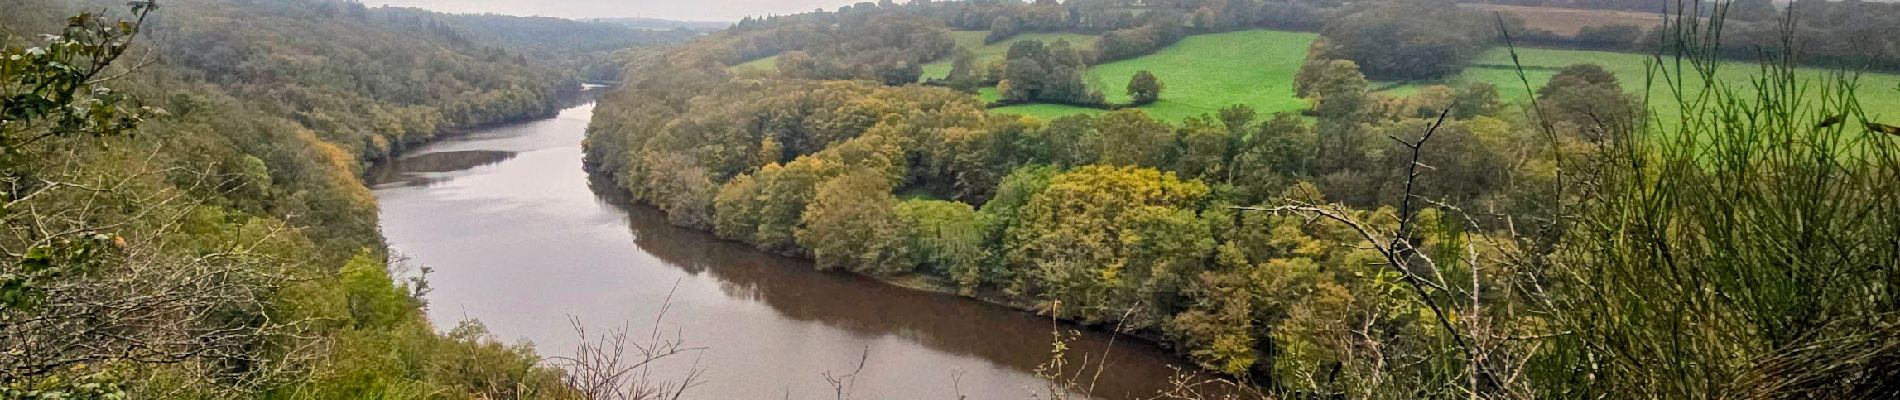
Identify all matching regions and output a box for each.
[373,0,861,22]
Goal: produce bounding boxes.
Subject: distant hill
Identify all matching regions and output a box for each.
[591,16,729,31]
[376,9,698,52]
[367,8,700,82]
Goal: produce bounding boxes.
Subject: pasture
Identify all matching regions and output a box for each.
[920,31,1101,80]
[1381,47,1900,124]
[729,54,779,73]
[989,29,1319,122]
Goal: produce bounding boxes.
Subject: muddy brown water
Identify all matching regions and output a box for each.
[368,101,1218,399]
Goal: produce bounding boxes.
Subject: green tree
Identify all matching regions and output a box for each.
[1228,113,1315,202]
[1042,115,1101,168]
[985,15,1021,44]
[1574,24,1642,50]
[1536,64,1639,139]
[341,251,417,330]
[1174,115,1230,181]
[979,164,1061,238]
[1094,109,1176,168]
[998,40,1099,106]
[713,173,765,241]
[943,49,983,92]
[1127,70,1165,105]
[895,199,989,293]
[1297,59,1371,120]
[1318,0,1492,80]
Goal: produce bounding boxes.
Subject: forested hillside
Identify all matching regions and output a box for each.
[588,0,1900,398]
[369,9,702,83]
[0,0,647,397]
[147,0,576,163]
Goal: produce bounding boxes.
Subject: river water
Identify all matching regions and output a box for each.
[368,101,1207,399]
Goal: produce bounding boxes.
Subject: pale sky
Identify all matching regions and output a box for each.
[373,0,864,22]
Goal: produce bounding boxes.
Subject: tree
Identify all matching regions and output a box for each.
[896,199,988,293]
[1536,64,1640,139]
[739,157,842,253]
[986,15,1021,44]
[775,50,819,78]
[999,40,1100,106]
[1574,24,1642,50]
[977,164,1060,261]
[1094,109,1176,168]
[796,168,907,273]
[944,49,984,92]
[1297,60,1371,120]
[1042,115,1101,168]
[1004,166,1211,326]
[1318,1,1493,80]
[1229,113,1315,203]
[1127,70,1165,105]
[1217,104,1258,135]
[1174,116,1229,181]
[1094,20,1187,62]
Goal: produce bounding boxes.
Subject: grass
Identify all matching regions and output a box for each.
[989,30,1319,122]
[920,31,1100,80]
[1377,47,1900,125]
[729,55,779,73]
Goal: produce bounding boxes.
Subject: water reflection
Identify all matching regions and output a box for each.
[372,100,1220,399]
[596,179,1194,392]
[368,150,516,188]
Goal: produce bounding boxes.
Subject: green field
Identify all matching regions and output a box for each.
[989,30,1319,122]
[1380,47,1900,124]
[921,31,1101,80]
[729,55,780,73]
[742,31,1900,127]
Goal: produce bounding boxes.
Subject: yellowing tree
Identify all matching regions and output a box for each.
[796,168,907,273]
[1004,166,1211,327]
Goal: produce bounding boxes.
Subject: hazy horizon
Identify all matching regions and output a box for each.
[372,0,864,22]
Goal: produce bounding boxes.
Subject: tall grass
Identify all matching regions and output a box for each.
[1527,1,1900,397]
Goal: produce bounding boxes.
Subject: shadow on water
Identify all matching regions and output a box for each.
[585,176,1227,399]
[366,150,517,188]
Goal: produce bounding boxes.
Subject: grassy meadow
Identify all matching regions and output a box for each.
[730,54,780,73]
[734,28,1900,127]
[989,29,1319,122]
[1380,47,1900,124]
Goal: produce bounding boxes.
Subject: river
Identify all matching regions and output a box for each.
[367,100,1210,399]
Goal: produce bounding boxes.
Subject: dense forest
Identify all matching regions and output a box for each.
[0,0,677,397]
[587,0,1899,398]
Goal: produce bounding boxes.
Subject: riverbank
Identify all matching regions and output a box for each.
[576,166,1222,388]
[377,101,1207,399]
[580,169,1202,373]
